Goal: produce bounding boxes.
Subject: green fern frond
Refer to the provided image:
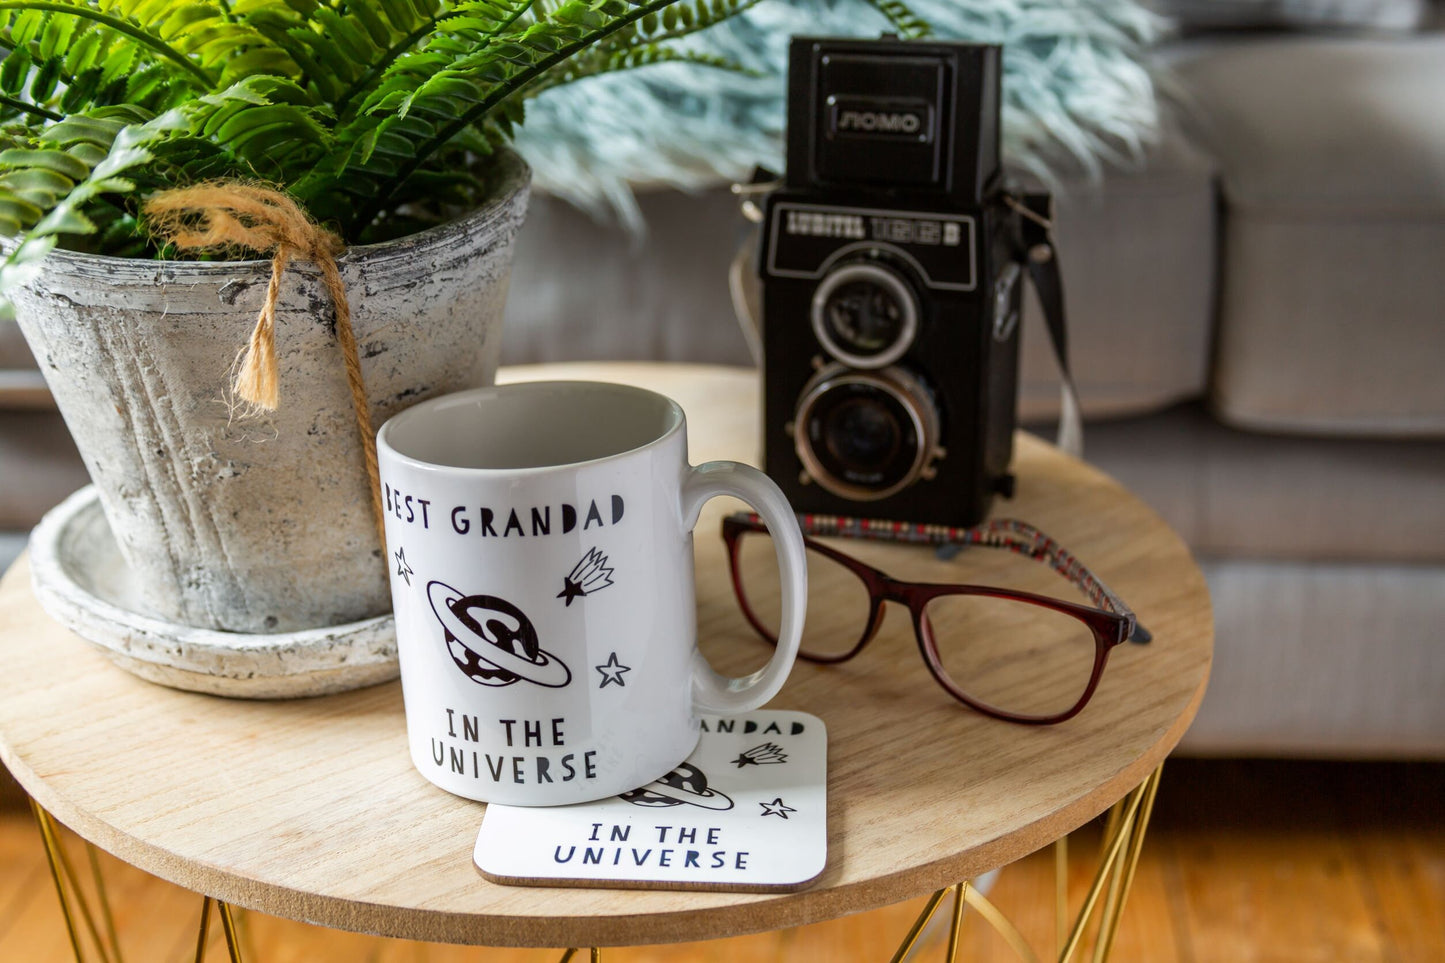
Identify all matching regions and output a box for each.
[0,0,934,283]
[859,0,931,38]
[0,1,216,86]
[96,0,290,80]
[338,0,710,230]
[517,0,760,99]
[0,17,139,115]
[182,76,331,180]
[0,104,184,294]
[528,42,749,101]
[628,0,764,45]
[243,0,435,104]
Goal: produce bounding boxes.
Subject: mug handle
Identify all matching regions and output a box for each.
[679,461,808,714]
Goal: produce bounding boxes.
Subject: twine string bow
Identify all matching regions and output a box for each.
[143,182,387,550]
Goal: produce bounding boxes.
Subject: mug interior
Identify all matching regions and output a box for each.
[379,381,683,470]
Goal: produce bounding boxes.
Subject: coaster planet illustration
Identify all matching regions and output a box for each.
[621,763,735,811]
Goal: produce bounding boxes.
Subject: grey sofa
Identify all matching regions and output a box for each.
[3,12,1442,757]
[502,22,1445,756]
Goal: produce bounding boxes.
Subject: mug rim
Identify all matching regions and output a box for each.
[376,380,687,476]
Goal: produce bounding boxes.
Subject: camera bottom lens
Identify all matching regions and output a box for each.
[794,365,941,502]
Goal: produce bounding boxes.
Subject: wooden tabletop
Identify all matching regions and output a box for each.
[0,362,1212,948]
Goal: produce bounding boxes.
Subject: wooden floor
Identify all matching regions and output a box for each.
[1,760,1441,962]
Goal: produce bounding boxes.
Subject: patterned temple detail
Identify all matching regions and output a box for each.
[742,512,1137,623]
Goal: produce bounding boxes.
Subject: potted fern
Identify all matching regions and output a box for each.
[0,0,769,637]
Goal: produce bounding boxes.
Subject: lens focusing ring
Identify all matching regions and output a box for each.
[794,364,941,502]
[810,261,919,369]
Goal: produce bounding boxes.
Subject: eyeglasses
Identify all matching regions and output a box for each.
[722,513,1150,725]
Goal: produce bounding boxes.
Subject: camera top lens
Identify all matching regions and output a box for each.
[821,281,903,352]
[811,261,919,369]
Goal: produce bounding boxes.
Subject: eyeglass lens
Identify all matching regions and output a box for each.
[731,528,1101,718]
[920,593,1097,719]
[733,529,872,658]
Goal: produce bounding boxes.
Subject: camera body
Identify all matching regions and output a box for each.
[758,36,1022,528]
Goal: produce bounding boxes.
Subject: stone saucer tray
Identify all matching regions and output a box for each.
[26,486,399,699]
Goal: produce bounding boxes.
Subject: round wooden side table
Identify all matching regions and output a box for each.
[0,363,1212,960]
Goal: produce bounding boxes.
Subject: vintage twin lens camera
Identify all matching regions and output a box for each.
[758,37,1022,528]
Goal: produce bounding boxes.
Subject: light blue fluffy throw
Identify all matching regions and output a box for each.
[512,0,1165,228]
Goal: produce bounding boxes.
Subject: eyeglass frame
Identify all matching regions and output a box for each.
[721,512,1150,725]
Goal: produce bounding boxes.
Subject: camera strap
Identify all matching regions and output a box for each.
[1009,193,1084,459]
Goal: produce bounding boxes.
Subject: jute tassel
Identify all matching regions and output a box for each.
[143,182,387,550]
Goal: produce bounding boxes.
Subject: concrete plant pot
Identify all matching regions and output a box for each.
[11,151,530,635]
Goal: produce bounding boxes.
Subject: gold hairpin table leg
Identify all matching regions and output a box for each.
[885,763,1163,963]
[219,898,245,963]
[888,887,951,963]
[964,883,1040,963]
[86,840,124,963]
[193,894,246,963]
[194,896,213,963]
[1055,834,1069,957]
[1091,768,1161,963]
[29,799,247,963]
[944,881,969,963]
[30,798,123,963]
[1058,765,1163,963]
[31,798,85,963]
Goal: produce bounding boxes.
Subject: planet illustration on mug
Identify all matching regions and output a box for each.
[427,581,572,688]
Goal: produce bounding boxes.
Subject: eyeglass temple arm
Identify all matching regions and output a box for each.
[966,521,1151,645]
[722,512,1151,644]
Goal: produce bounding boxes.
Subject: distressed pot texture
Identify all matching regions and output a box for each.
[11,151,530,634]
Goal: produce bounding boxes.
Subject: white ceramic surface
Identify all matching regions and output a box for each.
[28,486,398,699]
[376,381,808,806]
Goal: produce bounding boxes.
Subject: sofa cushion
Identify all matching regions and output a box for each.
[504,187,756,368]
[1017,125,1217,422]
[1181,558,1445,757]
[1157,0,1429,33]
[1173,38,1445,436]
[1174,38,1445,214]
[1073,403,1445,562]
[505,128,1218,424]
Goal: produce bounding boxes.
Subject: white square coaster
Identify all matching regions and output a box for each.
[474,710,827,892]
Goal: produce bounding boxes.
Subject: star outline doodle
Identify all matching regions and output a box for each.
[759,797,796,819]
[393,546,414,586]
[595,652,631,688]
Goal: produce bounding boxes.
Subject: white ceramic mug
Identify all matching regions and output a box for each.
[376,381,808,805]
